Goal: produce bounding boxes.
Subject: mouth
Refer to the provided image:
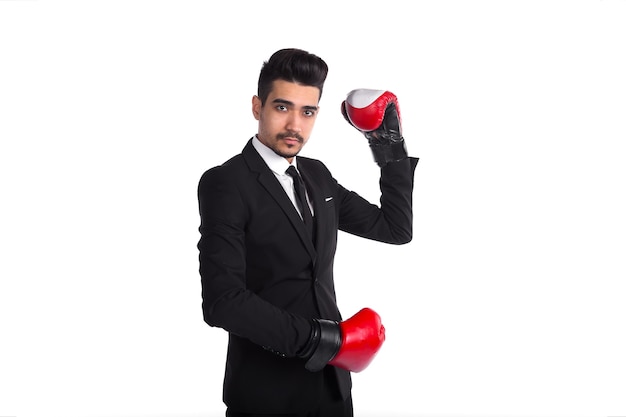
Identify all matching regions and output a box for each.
[282,137,301,146]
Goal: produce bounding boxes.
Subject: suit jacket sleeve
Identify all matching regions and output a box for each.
[197,165,311,357]
[337,156,419,243]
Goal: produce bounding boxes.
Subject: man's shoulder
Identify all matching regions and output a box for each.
[297,155,332,177]
[199,138,257,175]
[198,153,248,189]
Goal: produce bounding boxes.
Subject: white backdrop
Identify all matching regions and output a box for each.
[1,1,625,416]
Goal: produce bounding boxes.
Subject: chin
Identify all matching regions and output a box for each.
[278,151,299,159]
[276,145,300,159]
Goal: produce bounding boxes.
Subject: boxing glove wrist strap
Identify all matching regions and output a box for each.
[296,321,320,360]
[299,319,341,372]
[370,139,409,167]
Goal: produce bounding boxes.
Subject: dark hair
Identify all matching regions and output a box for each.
[257,48,329,105]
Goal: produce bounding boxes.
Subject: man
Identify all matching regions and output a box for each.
[197,48,418,416]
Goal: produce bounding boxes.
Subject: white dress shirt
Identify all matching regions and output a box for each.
[252,135,314,218]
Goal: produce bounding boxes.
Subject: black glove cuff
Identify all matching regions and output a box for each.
[370,139,408,167]
[297,320,320,360]
[300,319,341,372]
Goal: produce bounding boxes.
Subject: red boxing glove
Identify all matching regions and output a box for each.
[329,308,386,372]
[341,89,408,167]
[298,308,386,373]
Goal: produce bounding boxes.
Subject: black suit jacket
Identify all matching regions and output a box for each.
[197,139,418,413]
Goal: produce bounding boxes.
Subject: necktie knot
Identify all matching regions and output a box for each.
[286,165,299,180]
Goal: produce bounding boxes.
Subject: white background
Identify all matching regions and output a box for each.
[1,1,625,416]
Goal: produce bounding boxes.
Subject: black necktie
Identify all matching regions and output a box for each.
[286,165,314,237]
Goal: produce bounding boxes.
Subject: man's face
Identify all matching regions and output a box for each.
[252,79,320,163]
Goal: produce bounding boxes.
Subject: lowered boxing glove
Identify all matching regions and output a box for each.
[341,89,408,167]
[298,307,385,373]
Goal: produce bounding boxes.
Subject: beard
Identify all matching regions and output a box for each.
[272,147,299,159]
[271,132,305,158]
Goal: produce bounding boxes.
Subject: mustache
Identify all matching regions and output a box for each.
[276,132,304,142]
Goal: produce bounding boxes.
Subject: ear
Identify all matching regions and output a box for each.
[252,95,261,120]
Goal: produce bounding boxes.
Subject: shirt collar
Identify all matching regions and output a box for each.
[252,135,298,175]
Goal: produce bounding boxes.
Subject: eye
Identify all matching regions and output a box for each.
[304,109,316,117]
[276,105,288,112]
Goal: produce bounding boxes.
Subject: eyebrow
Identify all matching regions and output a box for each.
[272,98,318,111]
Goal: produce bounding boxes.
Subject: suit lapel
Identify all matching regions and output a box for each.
[242,140,317,264]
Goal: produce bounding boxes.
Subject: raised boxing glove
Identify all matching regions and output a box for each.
[298,307,385,373]
[341,89,408,167]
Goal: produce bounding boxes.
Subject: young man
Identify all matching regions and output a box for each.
[197,48,418,416]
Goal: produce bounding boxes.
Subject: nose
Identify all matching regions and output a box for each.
[285,113,302,133]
